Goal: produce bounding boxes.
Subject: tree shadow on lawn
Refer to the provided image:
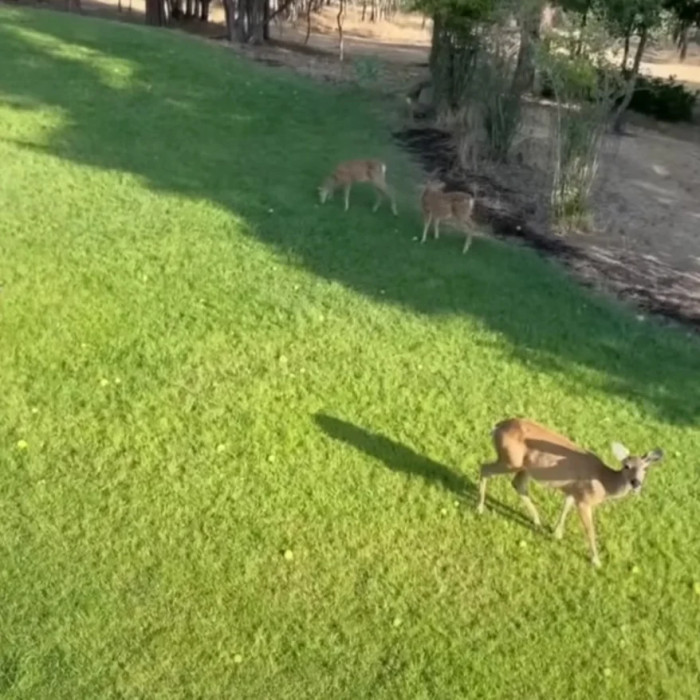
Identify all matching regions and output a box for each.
[0,10,699,428]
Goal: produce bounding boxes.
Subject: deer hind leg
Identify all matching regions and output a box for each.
[421,215,432,243]
[553,495,575,540]
[477,461,513,514]
[512,470,541,527]
[577,501,601,567]
[343,185,351,212]
[433,219,440,240]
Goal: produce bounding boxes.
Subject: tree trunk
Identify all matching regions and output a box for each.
[222,0,235,38]
[262,0,270,40]
[337,0,345,61]
[621,27,631,71]
[250,0,265,43]
[145,0,167,24]
[613,26,648,133]
[511,1,544,98]
[679,24,689,62]
[236,0,249,41]
[305,0,312,43]
[429,13,441,75]
[575,2,589,57]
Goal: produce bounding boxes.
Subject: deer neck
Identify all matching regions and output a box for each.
[601,466,632,500]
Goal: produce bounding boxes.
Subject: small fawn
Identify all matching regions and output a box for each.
[477,418,664,567]
[318,159,397,215]
[420,179,476,254]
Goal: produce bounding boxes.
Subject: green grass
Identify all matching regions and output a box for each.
[1,7,700,698]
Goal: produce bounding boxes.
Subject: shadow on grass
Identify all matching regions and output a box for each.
[314,413,539,533]
[0,9,699,427]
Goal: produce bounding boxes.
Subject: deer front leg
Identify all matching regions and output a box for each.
[553,495,574,540]
[577,501,601,567]
[433,220,440,240]
[476,461,512,514]
[512,470,542,527]
[421,216,431,243]
[372,187,382,212]
[462,233,473,254]
[343,185,351,211]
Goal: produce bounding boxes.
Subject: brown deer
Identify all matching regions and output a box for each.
[420,178,476,254]
[318,159,397,215]
[477,418,664,567]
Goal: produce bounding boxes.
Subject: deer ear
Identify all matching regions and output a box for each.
[611,441,630,461]
[643,448,664,464]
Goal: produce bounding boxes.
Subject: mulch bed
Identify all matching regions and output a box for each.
[395,126,700,333]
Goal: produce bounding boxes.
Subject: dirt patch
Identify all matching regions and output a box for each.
[396,127,700,331]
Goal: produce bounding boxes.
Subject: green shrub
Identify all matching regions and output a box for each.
[539,66,698,123]
[626,72,697,122]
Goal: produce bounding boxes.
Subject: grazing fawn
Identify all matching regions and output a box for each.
[420,178,476,254]
[477,418,664,567]
[318,159,397,215]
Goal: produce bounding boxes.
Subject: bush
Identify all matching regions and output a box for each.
[540,66,698,123]
[627,73,697,122]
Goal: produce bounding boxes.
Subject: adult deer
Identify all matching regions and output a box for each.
[477,418,664,567]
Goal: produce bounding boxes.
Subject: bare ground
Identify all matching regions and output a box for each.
[9,1,700,330]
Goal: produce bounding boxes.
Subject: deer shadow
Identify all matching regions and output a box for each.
[313,413,540,534]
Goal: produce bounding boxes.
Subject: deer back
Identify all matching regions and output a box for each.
[493,418,608,487]
[334,159,386,185]
[420,183,452,218]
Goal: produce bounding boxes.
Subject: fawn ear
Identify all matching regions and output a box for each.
[643,448,664,464]
[611,441,630,461]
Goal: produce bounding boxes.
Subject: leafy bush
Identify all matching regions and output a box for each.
[540,66,698,123]
[627,72,697,122]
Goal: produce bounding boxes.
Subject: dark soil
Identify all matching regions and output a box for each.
[395,126,700,333]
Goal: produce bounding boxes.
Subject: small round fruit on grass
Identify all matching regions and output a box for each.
[283,549,294,561]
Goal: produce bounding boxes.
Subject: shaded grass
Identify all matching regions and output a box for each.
[1,7,700,698]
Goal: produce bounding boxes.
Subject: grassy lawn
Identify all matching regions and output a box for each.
[1,7,700,698]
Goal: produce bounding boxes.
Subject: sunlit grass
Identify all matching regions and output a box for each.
[1,7,699,698]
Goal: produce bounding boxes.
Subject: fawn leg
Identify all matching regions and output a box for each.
[462,233,473,254]
[512,471,542,527]
[421,216,431,243]
[434,220,440,240]
[577,501,601,567]
[477,461,512,514]
[343,185,351,212]
[373,182,397,215]
[553,495,575,539]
